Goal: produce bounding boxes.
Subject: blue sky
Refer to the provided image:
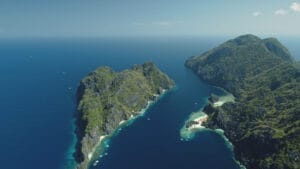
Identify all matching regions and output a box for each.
[0,0,300,37]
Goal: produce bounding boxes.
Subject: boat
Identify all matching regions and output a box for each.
[93,160,99,166]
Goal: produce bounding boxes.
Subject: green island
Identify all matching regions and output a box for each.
[185,34,300,169]
[74,62,175,169]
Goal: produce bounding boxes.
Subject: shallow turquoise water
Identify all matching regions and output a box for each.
[0,36,299,169]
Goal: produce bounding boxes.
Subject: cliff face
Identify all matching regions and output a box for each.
[186,34,300,169]
[74,62,174,169]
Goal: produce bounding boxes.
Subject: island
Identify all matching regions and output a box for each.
[185,34,300,169]
[74,62,175,169]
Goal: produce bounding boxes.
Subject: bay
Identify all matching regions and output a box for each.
[0,36,298,169]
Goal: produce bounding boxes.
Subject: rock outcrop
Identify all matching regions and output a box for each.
[74,62,175,169]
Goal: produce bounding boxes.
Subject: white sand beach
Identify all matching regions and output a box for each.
[213,94,235,107]
[187,115,208,130]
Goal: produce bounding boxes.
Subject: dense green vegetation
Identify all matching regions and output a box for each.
[186,34,300,169]
[75,62,174,169]
[78,62,174,135]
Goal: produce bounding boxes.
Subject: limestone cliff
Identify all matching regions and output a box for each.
[74,62,175,169]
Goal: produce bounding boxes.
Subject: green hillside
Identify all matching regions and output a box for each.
[75,62,174,169]
[186,34,300,169]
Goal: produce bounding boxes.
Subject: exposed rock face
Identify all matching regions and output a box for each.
[186,34,300,169]
[208,93,219,103]
[74,62,174,169]
[186,120,199,128]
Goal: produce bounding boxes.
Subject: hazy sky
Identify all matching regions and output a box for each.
[1,0,300,37]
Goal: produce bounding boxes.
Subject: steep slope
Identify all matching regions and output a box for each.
[74,62,174,169]
[185,34,293,95]
[185,34,300,169]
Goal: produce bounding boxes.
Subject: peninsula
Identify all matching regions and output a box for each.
[74,62,175,169]
[180,94,235,140]
[185,34,300,169]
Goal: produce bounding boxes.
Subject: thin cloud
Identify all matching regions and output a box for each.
[152,21,183,26]
[275,9,288,15]
[252,11,262,17]
[133,20,183,27]
[290,2,300,12]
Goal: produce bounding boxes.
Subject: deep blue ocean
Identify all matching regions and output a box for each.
[0,36,299,169]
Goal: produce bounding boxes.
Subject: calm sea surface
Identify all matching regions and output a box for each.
[0,36,298,169]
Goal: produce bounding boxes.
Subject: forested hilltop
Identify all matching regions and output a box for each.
[186,34,300,169]
[74,62,174,169]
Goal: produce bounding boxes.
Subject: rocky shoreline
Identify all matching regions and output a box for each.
[202,95,247,168]
[93,89,171,167]
[180,110,208,140]
[180,93,234,140]
[73,62,175,169]
[185,34,300,169]
[180,92,246,168]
